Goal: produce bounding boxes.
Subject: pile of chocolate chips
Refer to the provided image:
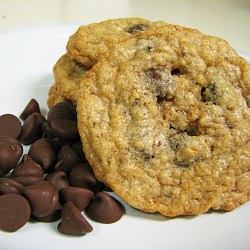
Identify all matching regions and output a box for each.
[0,99,125,235]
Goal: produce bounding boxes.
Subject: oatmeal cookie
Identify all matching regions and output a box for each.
[48,54,87,108]
[49,18,166,107]
[75,22,250,217]
[66,17,159,68]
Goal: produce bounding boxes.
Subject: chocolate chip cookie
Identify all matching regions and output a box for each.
[75,21,250,216]
[49,18,164,107]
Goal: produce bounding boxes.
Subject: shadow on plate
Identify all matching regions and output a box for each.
[122,199,231,222]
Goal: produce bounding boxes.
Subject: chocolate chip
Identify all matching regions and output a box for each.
[201,83,217,104]
[51,119,79,142]
[145,68,173,99]
[13,176,44,186]
[86,192,125,224]
[69,163,103,193]
[41,121,53,139]
[127,23,149,33]
[185,120,201,136]
[0,194,31,232]
[23,180,59,218]
[20,98,40,121]
[45,171,69,192]
[201,87,206,102]
[41,122,64,148]
[32,206,61,223]
[59,187,94,212]
[171,68,181,76]
[54,144,81,174]
[47,101,76,124]
[57,201,93,235]
[28,138,57,172]
[11,154,44,178]
[19,113,46,145]
[11,154,44,186]
[71,140,87,162]
[0,136,23,174]
[0,178,24,195]
[0,114,22,139]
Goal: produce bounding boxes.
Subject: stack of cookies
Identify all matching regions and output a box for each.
[48,18,250,217]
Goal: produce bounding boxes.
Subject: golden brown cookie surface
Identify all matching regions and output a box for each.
[66,18,157,68]
[49,18,156,107]
[75,22,250,216]
[48,54,87,108]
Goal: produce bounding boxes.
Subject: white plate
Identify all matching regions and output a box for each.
[0,25,249,250]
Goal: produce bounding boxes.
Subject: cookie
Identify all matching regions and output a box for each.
[66,18,158,68]
[49,18,166,107]
[48,54,87,108]
[75,22,250,217]
[49,18,154,107]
